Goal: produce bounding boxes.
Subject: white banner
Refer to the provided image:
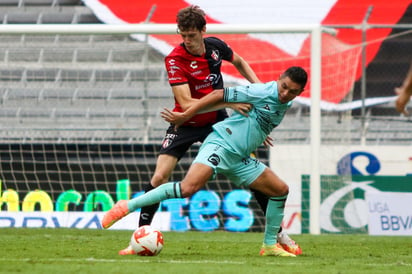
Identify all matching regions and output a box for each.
[270,145,412,234]
[0,211,171,231]
[366,192,412,235]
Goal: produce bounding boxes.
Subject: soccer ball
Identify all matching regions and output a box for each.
[130,225,164,256]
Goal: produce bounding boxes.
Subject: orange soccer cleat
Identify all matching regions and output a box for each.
[259,243,296,257]
[118,245,137,256]
[101,200,130,229]
[277,231,302,256]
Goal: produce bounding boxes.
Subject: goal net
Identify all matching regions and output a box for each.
[0,24,361,233]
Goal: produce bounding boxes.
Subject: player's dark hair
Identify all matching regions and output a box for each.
[282,66,308,89]
[177,5,206,32]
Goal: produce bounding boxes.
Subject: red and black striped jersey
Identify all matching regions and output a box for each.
[165,37,233,127]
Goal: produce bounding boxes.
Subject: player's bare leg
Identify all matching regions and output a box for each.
[139,154,178,225]
[118,154,178,255]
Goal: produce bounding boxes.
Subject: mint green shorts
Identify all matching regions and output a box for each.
[193,132,266,187]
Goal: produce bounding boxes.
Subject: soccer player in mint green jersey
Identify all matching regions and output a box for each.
[102,66,307,257]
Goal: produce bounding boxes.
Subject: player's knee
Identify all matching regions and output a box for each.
[179,187,197,198]
[278,184,289,196]
[179,183,201,198]
[151,173,170,187]
[268,181,289,197]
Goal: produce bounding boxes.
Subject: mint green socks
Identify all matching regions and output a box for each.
[127,182,182,211]
[263,195,287,245]
[126,182,286,246]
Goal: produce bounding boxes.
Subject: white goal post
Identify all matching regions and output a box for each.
[0,23,327,235]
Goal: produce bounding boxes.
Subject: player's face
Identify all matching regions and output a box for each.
[178,28,205,55]
[277,76,303,104]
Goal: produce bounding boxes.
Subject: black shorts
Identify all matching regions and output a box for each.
[159,124,214,160]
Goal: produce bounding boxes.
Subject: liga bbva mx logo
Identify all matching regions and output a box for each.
[304,151,412,234]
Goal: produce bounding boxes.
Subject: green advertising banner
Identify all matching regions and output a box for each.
[302,175,412,234]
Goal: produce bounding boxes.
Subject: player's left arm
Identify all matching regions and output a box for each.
[172,83,249,114]
[231,52,261,84]
[161,89,235,125]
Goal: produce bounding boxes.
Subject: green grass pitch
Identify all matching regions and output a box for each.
[0,228,410,274]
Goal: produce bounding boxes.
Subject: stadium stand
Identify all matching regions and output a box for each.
[0,0,411,144]
[0,0,171,142]
[352,6,412,112]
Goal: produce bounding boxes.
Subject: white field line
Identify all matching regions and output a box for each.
[0,257,299,266]
[1,258,410,267]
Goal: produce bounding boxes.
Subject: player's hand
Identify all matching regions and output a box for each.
[262,136,274,147]
[394,86,411,116]
[161,108,189,128]
[229,103,252,116]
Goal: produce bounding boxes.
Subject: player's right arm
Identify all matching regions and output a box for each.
[171,83,197,111]
[395,62,412,115]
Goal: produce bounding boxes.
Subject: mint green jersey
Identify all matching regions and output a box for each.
[212,81,292,156]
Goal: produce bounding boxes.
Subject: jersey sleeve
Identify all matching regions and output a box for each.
[207,37,234,62]
[164,55,188,86]
[224,83,270,104]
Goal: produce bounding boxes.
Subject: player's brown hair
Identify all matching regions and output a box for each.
[176,5,206,32]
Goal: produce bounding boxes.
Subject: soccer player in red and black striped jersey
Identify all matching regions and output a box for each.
[118,5,301,256]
